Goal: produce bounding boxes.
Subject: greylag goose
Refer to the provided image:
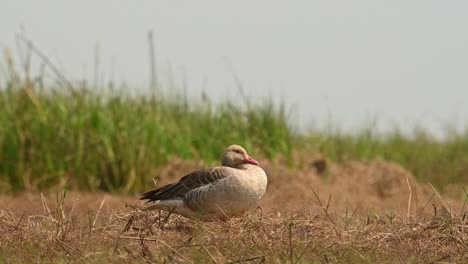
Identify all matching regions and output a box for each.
[140,145,267,219]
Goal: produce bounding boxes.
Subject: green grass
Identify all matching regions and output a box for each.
[1,70,467,193]
[0,80,293,192]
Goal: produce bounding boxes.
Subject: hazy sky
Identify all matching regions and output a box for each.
[1,1,468,135]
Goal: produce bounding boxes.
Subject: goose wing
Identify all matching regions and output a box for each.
[140,167,232,203]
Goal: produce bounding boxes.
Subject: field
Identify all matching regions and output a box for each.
[1,47,468,263]
[0,164,467,263]
[1,158,467,263]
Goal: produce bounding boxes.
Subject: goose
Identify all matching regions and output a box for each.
[140,145,268,219]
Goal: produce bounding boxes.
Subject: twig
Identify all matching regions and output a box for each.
[69,198,77,220]
[14,212,25,230]
[16,34,74,89]
[287,219,294,264]
[202,246,219,264]
[215,203,231,220]
[114,214,135,253]
[404,173,412,218]
[326,193,332,212]
[295,239,315,264]
[446,233,468,250]
[15,29,32,83]
[123,245,136,259]
[351,201,361,220]
[92,196,107,228]
[124,201,140,211]
[56,238,74,257]
[40,192,57,224]
[120,236,158,242]
[152,177,159,187]
[460,187,468,217]
[172,244,210,249]
[159,239,194,264]
[93,42,99,89]
[55,238,90,262]
[428,254,451,264]
[311,189,335,225]
[148,29,158,98]
[227,256,266,264]
[429,183,452,217]
[255,206,264,221]
[417,193,435,218]
[139,235,154,261]
[123,215,134,232]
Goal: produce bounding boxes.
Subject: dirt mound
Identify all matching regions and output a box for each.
[328,159,431,212]
[260,157,457,216]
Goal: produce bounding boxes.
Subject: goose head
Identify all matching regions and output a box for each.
[221,145,259,167]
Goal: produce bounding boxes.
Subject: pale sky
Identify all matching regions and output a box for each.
[1,1,468,136]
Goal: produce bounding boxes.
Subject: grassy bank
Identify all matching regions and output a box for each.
[0,81,293,192]
[1,74,467,193]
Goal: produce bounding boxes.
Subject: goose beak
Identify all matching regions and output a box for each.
[243,154,259,165]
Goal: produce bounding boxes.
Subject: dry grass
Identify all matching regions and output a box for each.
[0,188,467,264]
[1,159,467,263]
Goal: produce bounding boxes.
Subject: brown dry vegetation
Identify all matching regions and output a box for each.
[1,158,467,263]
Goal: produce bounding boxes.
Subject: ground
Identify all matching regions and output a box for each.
[1,159,467,263]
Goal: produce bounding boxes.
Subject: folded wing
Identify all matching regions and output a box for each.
[140,167,231,203]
